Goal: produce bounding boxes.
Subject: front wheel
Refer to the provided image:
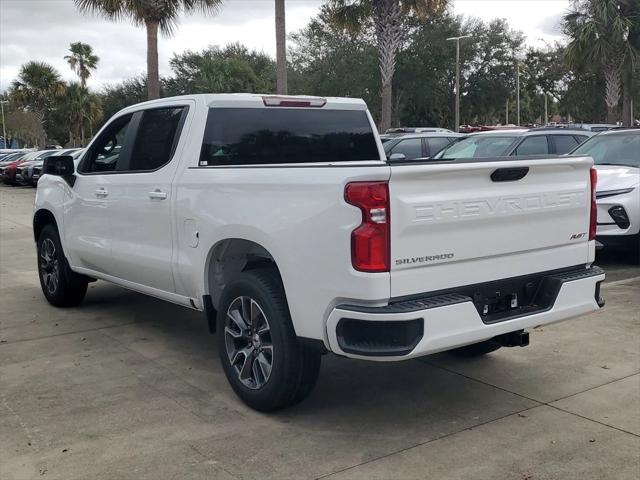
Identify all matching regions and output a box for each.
[217,268,321,411]
[37,224,88,307]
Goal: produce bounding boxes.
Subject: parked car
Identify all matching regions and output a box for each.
[0,151,28,166]
[570,129,639,260]
[24,149,83,186]
[1,151,42,185]
[385,127,453,136]
[434,129,594,159]
[569,123,618,133]
[383,132,464,161]
[15,150,59,186]
[35,94,604,411]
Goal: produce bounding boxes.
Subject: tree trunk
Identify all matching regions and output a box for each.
[275,0,288,94]
[381,81,392,132]
[374,1,402,133]
[604,58,622,124]
[146,20,160,100]
[606,105,617,125]
[622,66,633,127]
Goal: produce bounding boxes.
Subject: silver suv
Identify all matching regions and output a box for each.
[435,129,594,159]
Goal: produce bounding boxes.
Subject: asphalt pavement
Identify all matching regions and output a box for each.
[1,186,638,480]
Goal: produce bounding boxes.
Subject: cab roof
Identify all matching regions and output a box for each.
[120,94,368,113]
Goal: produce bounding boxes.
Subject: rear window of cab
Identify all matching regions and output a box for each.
[199,108,380,166]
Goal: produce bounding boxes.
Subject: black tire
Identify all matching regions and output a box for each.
[217,268,321,412]
[449,339,502,357]
[37,224,88,307]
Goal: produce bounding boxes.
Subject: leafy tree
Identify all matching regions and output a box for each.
[10,61,65,120]
[165,44,275,95]
[4,109,46,148]
[65,42,100,88]
[289,7,380,117]
[621,0,639,125]
[327,0,449,131]
[563,0,639,123]
[74,0,223,100]
[396,15,524,127]
[98,76,148,126]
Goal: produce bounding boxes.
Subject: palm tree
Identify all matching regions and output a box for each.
[65,42,100,88]
[621,0,639,126]
[10,61,65,122]
[328,0,448,131]
[74,0,223,100]
[275,0,287,94]
[563,0,638,124]
[84,91,104,141]
[60,82,87,146]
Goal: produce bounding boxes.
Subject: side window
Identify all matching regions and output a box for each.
[553,135,579,154]
[81,114,133,173]
[128,107,186,172]
[391,138,423,160]
[514,136,549,156]
[426,137,451,157]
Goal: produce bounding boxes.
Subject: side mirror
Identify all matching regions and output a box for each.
[388,153,407,162]
[43,155,75,186]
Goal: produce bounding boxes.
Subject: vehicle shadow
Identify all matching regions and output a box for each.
[595,247,640,282]
[73,283,535,445]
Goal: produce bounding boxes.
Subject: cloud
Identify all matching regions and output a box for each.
[538,13,564,37]
[0,0,323,91]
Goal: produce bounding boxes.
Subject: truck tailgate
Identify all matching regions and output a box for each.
[389,156,594,298]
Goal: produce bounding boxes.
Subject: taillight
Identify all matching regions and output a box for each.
[589,167,597,240]
[345,181,390,272]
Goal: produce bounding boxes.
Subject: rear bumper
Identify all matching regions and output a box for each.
[326,266,605,361]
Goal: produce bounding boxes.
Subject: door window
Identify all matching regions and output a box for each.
[513,136,549,155]
[552,135,580,154]
[129,107,186,171]
[80,115,133,173]
[426,137,452,157]
[390,138,423,160]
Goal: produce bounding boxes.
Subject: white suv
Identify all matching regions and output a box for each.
[34,94,605,410]
[571,129,640,261]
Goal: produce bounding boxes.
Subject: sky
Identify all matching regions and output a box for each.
[0,0,571,92]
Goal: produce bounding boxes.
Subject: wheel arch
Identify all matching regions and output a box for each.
[203,237,284,314]
[33,209,59,243]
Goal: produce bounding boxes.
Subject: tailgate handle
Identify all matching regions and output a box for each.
[491,167,529,182]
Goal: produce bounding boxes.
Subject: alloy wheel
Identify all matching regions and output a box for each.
[40,238,60,295]
[224,296,273,390]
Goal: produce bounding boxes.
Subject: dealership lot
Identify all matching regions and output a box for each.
[1,186,638,480]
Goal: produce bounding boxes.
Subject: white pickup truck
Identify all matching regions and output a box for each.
[34,94,605,411]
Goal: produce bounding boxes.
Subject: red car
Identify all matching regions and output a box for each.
[0,151,38,185]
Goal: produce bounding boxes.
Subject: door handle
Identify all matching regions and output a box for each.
[148,189,167,200]
[95,188,109,198]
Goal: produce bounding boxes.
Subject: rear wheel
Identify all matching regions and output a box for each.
[217,268,321,411]
[449,339,502,357]
[37,224,88,307]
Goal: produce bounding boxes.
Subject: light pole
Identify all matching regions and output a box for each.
[0,100,8,149]
[516,61,520,126]
[446,35,472,132]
